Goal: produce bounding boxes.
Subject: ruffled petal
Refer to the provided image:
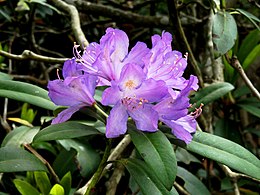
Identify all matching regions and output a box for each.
[128,104,158,132]
[163,115,197,144]
[62,59,82,78]
[123,42,149,68]
[101,82,122,105]
[134,79,168,102]
[106,101,128,138]
[51,104,83,124]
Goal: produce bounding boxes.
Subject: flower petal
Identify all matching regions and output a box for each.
[106,102,128,138]
[52,104,83,124]
[134,79,168,102]
[62,59,82,78]
[118,63,146,91]
[128,104,158,132]
[163,115,197,144]
[101,82,122,105]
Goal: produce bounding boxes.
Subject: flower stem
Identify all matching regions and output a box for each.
[84,139,113,195]
[93,103,108,118]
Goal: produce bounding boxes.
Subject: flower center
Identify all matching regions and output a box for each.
[124,80,136,90]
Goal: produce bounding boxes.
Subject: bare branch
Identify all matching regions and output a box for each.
[225,54,260,100]
[64,0,169,28]
[0,50,68,63]
[50,0,89,47]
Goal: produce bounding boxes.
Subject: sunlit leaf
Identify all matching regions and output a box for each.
[49,184,64,195]
[13,179,40,195]
[187,132,260,179]
[60,172,72,195]
[129,129,177,190]
[0,147,47,172]
[34,171,52,195]
[0,80,57,110]
[33,121,100,142]
[7,117,33,127]
[242,44,260,70]
[212,11,237,55]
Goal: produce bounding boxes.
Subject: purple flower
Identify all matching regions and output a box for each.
[48,59,97,124]
[153,75,199,144]
[75,28,150,85]
[143,32,190,90]
[101,63,168,138]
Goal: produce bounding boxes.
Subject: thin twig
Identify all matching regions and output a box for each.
[225,54,260,100]
[76,135,131,195]
[174,181,190,195]
[0,50,68,63]
[167,0,204,88]
[11,75,47,85]
[50,0,89,47]
[23,144,60,183]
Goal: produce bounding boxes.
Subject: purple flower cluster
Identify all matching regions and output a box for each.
[48,28,200,144]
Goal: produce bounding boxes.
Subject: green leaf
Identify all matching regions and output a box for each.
[237,104,260,118]
[0,72,13,80]
[13,179,40,195]
[49,184,64,195]
[236,9,260,30]
[242,44,260,70]
[129,129,177,190]
[177,166,210,195]
[187,132,260,179]
[0,147,47,172]
[30,0,61,14]
[237,29,260,63]
[212,11,238,55]
[0,80,57,110]
[58,139,100,177]
[190,82,234,107]
[53,148,77,179]
[60,172,72,195]
[33,121,100,142]
[121,158,170,195]
[1,126,40,147]
[175,147,200,165]
[34,171,52,195]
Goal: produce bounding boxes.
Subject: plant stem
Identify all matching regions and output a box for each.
[84,139,113,195]
[93,103,108,118]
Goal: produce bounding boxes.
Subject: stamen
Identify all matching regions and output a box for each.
[190,103,204,118]
[56,69,61,80]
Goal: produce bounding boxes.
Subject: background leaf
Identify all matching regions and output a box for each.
[0,80,57,110]
[0,147,47,172]
[177,166,210,195]
[187,132,260,179]
[212,11,237,55]
[190,82,234,107]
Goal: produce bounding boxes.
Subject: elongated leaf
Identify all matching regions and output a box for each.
[60,172,72,195]
[0,72,12,80]
[13,179,40,195]
[237,104,260,118]
[212,11,237,55]
[237,29,260,63]
[0,80,57,110]
[33,121,100,142]
[236,9,260,30]
[129,129,177,190]
[0,147,47,172]
[34,171,52,195]
[242,44,260,70]
[121,158,170,195]
[190,82,234,107]
[187,132,260,179]
[49,184,64,195]
[177,166,210,195]
[1,126,40,147]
